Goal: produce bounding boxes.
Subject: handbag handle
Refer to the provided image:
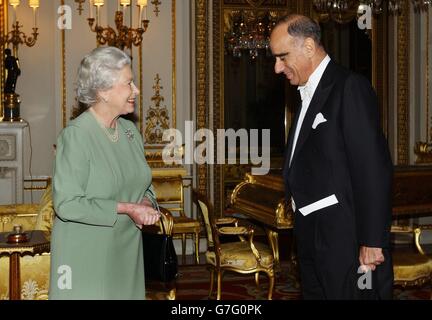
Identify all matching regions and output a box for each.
[155,202,168,235]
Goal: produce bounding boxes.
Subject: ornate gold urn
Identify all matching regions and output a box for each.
[2,93,21,121]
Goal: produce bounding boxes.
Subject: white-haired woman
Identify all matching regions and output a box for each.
[49,46,160,300]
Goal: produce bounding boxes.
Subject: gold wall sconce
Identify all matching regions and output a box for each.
[0,0,39,56]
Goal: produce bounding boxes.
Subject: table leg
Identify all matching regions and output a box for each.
[9,252,21,300]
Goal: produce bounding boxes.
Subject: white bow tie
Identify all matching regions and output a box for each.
[298,83,312,102]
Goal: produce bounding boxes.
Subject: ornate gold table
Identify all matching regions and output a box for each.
[0,230,50,300]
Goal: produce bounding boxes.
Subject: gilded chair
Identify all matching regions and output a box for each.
[392,225,432,298]
[192,189,275,300]
[0,178,53,300]
[144,206,177,300]
[152,176,201,264]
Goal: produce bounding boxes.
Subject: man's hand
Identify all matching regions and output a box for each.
[359,246,385,271]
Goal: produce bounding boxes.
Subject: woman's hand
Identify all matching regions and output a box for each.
[117,202,160,229]
[140,197,153,208]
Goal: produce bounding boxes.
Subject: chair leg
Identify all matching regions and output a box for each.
[194,231,200,264]
[255,272,260,287]
[167,288,176,300]
[208,269,215,298]
[267,270,275,300]
[217,271,222,300]
[181,233,186,264]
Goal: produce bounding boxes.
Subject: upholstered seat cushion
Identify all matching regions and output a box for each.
[206,241,273,270]
[172,216,200,231]
[393,252,432,284]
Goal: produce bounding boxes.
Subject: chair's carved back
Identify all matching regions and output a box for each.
[153,176,185,217]
[192,190,221,262]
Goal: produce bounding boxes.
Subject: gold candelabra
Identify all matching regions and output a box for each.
[0,0,39,56]
[85,0,150,50]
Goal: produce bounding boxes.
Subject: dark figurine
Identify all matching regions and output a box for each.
[4,48,21,94]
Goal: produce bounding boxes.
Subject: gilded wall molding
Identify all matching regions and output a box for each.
[397,0,410,165]
[213,0,222,214]
[414,10,432,164]
[223,0,291,8]
[172,0,176,129]
[196,0,208,196]
[144,74,170,144]
[0,2,6,120]
[372,7,389,138]
[61,0,67,128]
[427,10,430,145]
[145,150,183,169]
[139,45,143,133]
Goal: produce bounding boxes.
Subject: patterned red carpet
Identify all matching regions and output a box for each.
[172,261,431,300]
[175,261,301,300]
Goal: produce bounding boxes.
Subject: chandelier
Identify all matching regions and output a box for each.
[224,10,279,59]
[313,0,431,20]
[81,0,150,50]
[411,0,432,11]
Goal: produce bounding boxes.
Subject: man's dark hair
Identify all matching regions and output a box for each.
[276,15,322,45]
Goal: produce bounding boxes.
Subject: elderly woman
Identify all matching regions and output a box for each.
[49,46,160,300]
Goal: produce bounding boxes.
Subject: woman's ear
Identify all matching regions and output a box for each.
[98,92,109,104]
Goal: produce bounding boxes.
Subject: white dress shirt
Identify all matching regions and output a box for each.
[289,55,331,166]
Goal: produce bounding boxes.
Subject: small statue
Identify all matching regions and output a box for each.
[4,48,21,94]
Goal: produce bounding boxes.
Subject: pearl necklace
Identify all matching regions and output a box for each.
[90,110,119,143]
[100,122,119,143]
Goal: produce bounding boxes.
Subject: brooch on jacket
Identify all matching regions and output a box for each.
[125,129,134,141]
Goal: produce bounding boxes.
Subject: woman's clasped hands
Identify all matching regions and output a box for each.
[117,202,160,229]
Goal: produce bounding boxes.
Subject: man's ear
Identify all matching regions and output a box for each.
[303,37,316,58]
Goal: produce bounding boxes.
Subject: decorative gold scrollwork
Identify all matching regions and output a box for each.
[144,74,170,145]
[414,142,432,164]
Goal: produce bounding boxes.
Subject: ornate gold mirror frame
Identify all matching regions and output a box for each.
[195,0,390,215]
[212,0,297,215]
[0,3,7,120]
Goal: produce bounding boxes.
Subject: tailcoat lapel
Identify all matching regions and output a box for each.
[283,102,301,179]
[288,61,336,171]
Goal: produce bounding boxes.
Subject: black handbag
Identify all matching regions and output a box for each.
[142,213,178,282]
